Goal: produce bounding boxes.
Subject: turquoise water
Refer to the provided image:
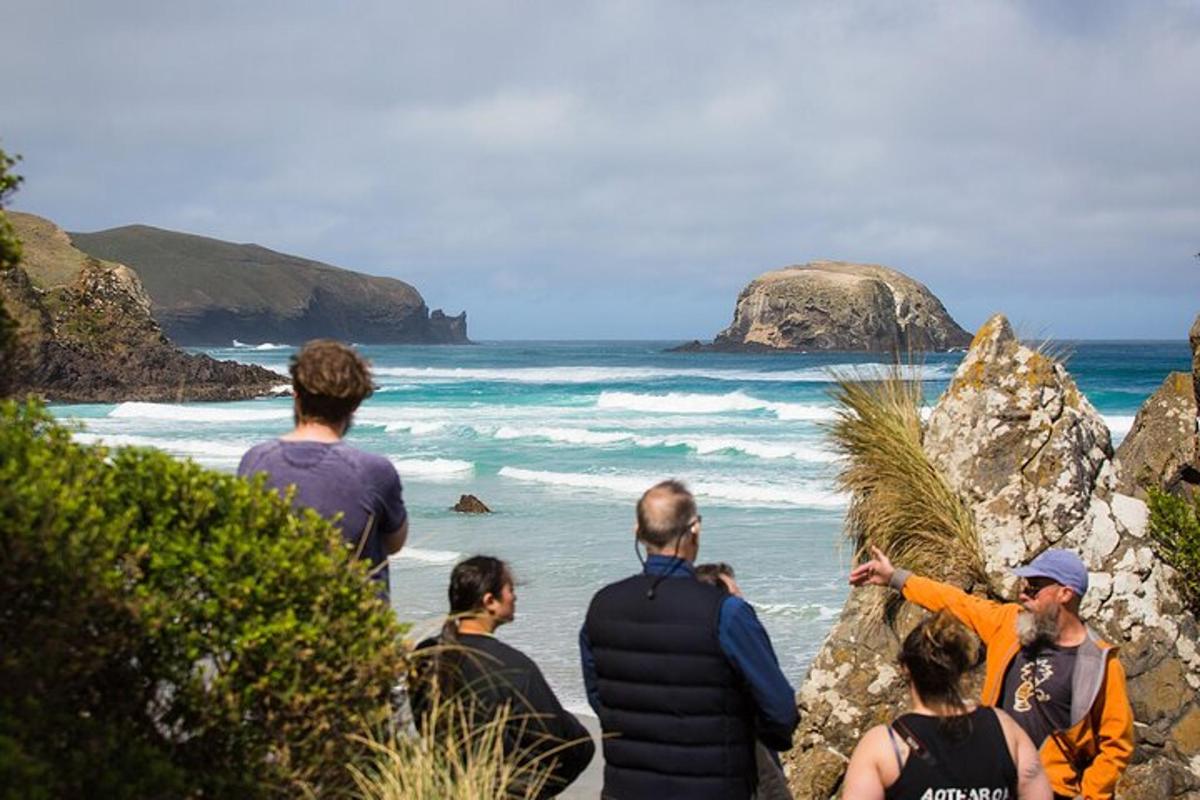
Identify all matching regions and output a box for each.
[52,340,1191,712]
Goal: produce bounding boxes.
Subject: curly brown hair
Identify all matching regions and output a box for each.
[899,610,979,718]
[290,339,374,426]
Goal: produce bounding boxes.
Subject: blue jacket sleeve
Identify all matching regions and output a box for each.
[579,625,602,715]
[717,596,798,751]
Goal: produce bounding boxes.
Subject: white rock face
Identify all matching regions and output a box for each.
[787,313,1200,798]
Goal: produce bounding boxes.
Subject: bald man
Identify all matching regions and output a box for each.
[580,480,798,800]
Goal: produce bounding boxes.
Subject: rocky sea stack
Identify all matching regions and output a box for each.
[784,314,1200,798]
[69,223,468,346]
[2,213,281,402]
[695,260,971,353]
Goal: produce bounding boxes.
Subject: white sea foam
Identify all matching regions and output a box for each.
[233,340,290,350]
[395,547,465,565]
[390,457,475,479]
[1103,415,1135,438]
[596,390,836,422]
[109,402,292,423]
[384,421,449,435]
[490,425,838,462]
[372,363,952,385]
[751,602,842,621]
[498,467,845,508]
[72,432,249,460]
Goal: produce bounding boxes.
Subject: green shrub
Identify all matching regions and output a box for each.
[0,400,406,798]
[1146,487,1200,617]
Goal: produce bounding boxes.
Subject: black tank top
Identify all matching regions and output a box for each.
[883,707,1018,800]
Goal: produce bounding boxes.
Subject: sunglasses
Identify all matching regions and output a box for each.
[1021,577,1059,596]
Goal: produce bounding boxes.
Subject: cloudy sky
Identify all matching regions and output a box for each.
[3,1,1198,339]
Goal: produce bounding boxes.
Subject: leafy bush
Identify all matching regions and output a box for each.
[1146,487,1200,617]
[0,400,406,798]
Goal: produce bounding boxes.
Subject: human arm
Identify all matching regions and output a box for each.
[579,626,602,715]
[717,596,799,751]
[517,659,596,792]
[382,517,408,555]
[995,709,1053,800]
[850,545,1014,645]
[374,461,408,555]
[1078,656,1134,800]
[841,725,892,800]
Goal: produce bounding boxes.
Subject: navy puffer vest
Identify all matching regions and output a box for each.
[585,573,755,800]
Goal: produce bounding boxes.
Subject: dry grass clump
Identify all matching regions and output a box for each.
[347,697,555,800]
[828,367,991,600]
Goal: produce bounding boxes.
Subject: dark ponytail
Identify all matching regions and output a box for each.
[899,610,979,738]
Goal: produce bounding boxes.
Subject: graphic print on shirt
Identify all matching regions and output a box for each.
[1011,657,1054,713]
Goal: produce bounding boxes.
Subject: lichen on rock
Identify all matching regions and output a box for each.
[785,313,1200,798]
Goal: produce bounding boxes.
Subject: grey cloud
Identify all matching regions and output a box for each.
[3,0,1198,338]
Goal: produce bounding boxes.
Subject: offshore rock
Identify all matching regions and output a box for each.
[2,213,280,402]
[69,222,469,346]
[451,494,491,514]
[707,260,971,353]
[786,313,1200,798]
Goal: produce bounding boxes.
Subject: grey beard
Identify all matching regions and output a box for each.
[1017,608,1060,648]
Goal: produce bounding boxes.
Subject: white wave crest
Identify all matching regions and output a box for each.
[497,467,845,508]
[72,432,249,460]
[109,402,292,423]
[486,425,838,462]
[390,457,475,479]
[372,363,953,385]
[751,601,842,621]
[233,340,290,350]
[384,421,449,435]
[1103,415,1135,439]
[493,425,633,446]
[394,547,465,565]
[596,390,835,421]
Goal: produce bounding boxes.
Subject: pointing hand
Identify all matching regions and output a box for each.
[848,545,895,587]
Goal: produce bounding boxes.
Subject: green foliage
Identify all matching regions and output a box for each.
[828,367,994,600]
[0,400,406,798]
[1146,487,1200,617]
[0,146,23,390]
[0,146,21,272]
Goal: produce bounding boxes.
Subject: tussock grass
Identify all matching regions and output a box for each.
[347,696,555,800]
[828,366,992,606]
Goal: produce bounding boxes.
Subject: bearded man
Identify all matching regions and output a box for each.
[850,547,1133,800]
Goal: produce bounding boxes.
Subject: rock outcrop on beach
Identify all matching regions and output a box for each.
[786,314,1200,798]
[1,213,281,402]
[69,223,469,346]
[700,260,971,353]
[1115,316,1200,500]
[452,494,491,513]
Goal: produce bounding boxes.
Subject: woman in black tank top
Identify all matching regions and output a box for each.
[843,611,1051,800]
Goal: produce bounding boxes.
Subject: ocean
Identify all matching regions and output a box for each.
[52,339,1191,714]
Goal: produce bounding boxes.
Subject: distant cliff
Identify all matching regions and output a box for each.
[69,224,468,346]
[2,212,281,402]
[687,260,970,353]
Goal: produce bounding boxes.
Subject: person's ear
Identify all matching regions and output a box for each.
[481,592,497,612]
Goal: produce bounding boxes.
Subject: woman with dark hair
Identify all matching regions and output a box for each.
[415,555,594,799]
[843,610,1051,800]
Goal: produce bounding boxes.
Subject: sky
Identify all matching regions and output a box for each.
[3,0,1199,340]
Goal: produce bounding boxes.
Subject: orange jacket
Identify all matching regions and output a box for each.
[898,573,1134,800]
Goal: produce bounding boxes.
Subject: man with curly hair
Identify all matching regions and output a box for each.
[239,339,408,598]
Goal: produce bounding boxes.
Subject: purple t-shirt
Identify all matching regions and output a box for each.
[237,439,406,595]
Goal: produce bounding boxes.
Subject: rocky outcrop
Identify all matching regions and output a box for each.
[67,221,469,346]
[1,214,281,402]
[451,494,492,513]
[704,260,971,353]
[1115,315,1200,500]
[786,314,1200,798]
